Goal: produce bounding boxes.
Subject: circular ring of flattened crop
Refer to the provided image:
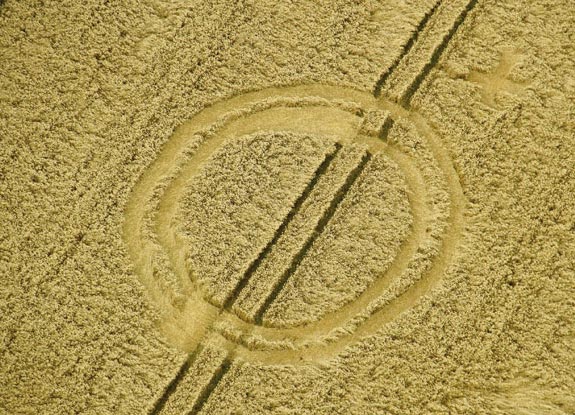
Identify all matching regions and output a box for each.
[123,84,465,365]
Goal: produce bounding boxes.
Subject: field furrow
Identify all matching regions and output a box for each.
[373,0,443,98]
[230,144,368,323]
[151,343,229,415]
[221,143,343,311]
[263,150,413,328]
[180,132,336,307]
[378,0,479,106]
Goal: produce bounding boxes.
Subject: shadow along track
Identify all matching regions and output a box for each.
[253,150,372,325]
[187,357,233,415]
[149,346,203,415]
[401,0,479,107]
[138,0,477,400]
[222,144,343,311]
[373,0,443,98]
[126,88,466,410]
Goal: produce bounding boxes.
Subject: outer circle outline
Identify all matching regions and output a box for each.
[123,84,466,365]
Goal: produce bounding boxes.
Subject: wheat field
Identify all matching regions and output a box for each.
[1,0,574,414]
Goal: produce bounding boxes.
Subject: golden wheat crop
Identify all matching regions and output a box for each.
[1,0,573,414]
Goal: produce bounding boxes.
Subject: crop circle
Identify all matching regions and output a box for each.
[123,85,465,365]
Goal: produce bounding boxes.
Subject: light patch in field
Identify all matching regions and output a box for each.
[122,85,465,367]
[467,49,530,108]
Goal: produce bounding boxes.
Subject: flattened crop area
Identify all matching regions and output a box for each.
[1,0,573,414]
[125,0,476,406]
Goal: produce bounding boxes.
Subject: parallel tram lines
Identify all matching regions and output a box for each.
[144,0,478,411]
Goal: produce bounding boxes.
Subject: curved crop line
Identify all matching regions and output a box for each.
[151,99,425,348]
[153,106,365,349]
[154,98,367,307]
[254,151,372,326]
[123,86,374,350]
[230,100,466,365]
[123,85,465,367]
[155,108,362,294]
[216,140,429,348]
